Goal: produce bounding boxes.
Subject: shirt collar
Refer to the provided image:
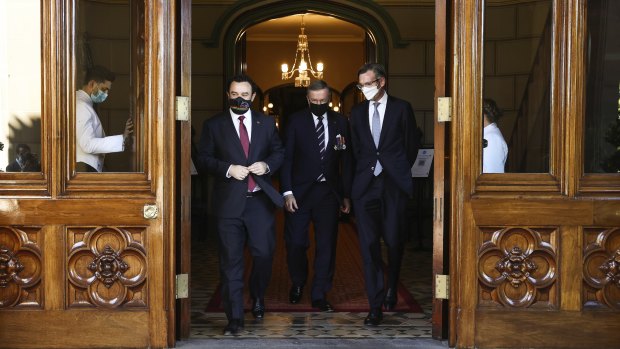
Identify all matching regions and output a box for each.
[312,111,327,120]
[229,109,251,121]
[375,92,388,106]
[77,90,93,106]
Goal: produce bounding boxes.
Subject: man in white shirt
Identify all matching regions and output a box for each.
[76,65,133,172]
[482,98,508,173]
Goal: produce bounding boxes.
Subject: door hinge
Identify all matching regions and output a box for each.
[435,274,449,299]
[437,97,452,122]
[176,96,190,121]
[176,273,189,299]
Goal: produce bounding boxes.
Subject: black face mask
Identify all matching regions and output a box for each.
[228,96,252,115]
[309,102,329,116]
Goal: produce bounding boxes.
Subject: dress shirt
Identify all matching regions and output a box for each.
[313,112,329,153]
[75,90,124,172]
[226,109,265,191]
[483,122,508,173]
[367,92,389,132]
[230,109,252,141]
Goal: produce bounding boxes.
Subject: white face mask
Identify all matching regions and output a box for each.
[362,85,379,100]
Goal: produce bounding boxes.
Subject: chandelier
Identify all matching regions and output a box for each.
[280,15,324,87]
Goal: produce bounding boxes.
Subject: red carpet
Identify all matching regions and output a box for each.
[206,219,422,313]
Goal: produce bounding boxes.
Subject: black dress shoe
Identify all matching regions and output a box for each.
[311,299,334,312]
[364,309,383,326]
[223,319,244,336]
[383,288,397,311]
[289,285,303,304]
[251,298,265,319]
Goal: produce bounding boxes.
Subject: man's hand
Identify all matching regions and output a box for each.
[248,161,268,175]
[123,118,134,139]
[229,165,250,180]
[284,194,298,213]
[341,198,351,214]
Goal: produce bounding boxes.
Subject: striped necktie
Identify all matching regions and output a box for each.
[316,115,325,181]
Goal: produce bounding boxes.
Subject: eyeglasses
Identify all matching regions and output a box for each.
[356,78,380,90]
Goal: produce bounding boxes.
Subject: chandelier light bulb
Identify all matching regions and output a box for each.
[299,59,307,72]
[267,103,274,108]
[317,62,324,72]
[281,63,288,73]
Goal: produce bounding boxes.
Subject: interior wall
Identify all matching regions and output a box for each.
[484,0,551,146]
[192,1,437,148]
[383,4,435,147]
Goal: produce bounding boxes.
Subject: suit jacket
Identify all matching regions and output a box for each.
[280,109,353,204]
[349,94,419,199]
[197,109,284,218]
[75,90,124,172]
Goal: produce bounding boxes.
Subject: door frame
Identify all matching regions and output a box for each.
[175,0,192,340]
[432,0,451,341]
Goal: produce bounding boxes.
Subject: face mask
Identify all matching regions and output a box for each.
[90,89,108,104]
[362,85,379,100]
[309,102,329,116]
[228,96,252,115]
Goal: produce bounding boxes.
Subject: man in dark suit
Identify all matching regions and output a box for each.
[349,63,419,326]
[197,75,284,336]
[280,80,353,312]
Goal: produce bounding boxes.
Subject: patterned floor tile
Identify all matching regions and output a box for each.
[190,219,434,339]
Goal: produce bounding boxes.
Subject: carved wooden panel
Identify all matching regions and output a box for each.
[0,226,43,309]
[478,227,558,308]
[67,226,147,308]
[583,227,620,310]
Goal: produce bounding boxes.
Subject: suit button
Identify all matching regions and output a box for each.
[376,152,380,155]
[371,166,375,171]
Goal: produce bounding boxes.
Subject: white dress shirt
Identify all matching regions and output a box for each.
[226,109,264,191]
[367,92,389,131]
[75,90,124,172]
[483,122,508,173]
[230,109,252,141]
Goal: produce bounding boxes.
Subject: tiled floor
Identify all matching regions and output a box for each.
[190,219,434,340]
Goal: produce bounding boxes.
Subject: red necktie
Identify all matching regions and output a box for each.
[238,115,256,191]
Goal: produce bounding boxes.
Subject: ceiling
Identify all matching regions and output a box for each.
[245,13,366,42]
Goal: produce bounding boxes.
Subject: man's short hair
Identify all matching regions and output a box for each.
[227,74,256,94]
[83,65,116,85]
[307,80,331,97]
[482,98,502,123]
[357,63,386,79]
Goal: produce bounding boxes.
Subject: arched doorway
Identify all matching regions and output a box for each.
[185,0,440,342]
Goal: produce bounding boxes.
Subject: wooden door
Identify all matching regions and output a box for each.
[0,1,177,348]
[450,1,620,348]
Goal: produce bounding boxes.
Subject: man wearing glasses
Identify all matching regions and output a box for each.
[349,63,420,326]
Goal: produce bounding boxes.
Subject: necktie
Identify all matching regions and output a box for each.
[238,115,256,191]
[372,102,382,176]
[316,115,326,181]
